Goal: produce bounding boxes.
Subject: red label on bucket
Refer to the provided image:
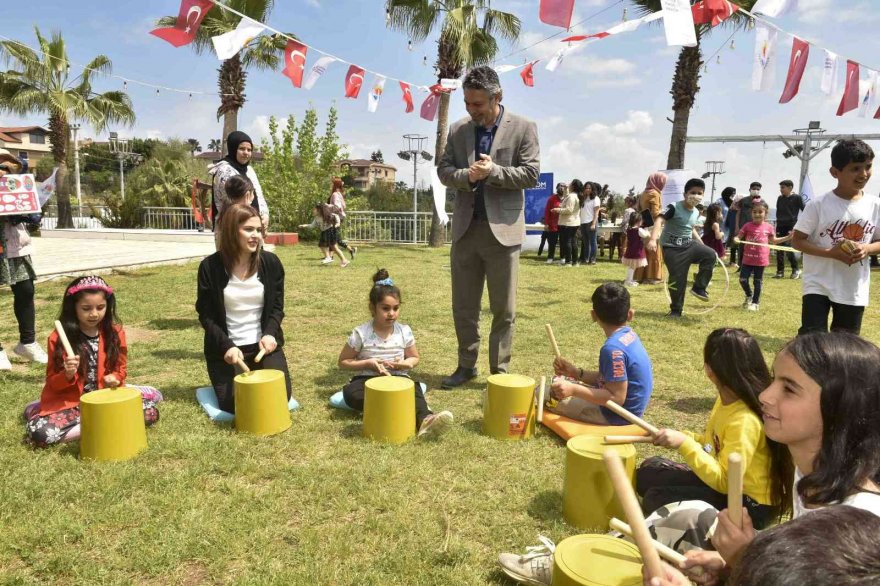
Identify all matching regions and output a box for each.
[509,413,527,436]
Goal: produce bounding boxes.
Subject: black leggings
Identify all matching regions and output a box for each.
[205,343,292,413]
[538,231,559,260]
[1,279,36,350]
[559,226,578,264]
[342,375,431,428]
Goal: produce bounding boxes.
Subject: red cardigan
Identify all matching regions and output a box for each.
[543,194,562,232]
[38,325,128,415]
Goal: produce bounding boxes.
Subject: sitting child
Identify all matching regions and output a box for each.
[24,276,161,447]
[547,282,653,425]
[214,175,254,245]
[337,269,452,438]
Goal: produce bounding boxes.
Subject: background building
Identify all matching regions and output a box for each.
[337,159,397,190]
[0,126,51,169]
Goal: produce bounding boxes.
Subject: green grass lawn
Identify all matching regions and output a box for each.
[2,244,880,584]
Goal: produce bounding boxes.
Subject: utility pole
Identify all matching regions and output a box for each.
[70,123,82,212]
[701,160,725,202]
[108,132,133,201]
[397,134,432,243]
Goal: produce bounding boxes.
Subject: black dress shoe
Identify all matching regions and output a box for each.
[441,366,478,389]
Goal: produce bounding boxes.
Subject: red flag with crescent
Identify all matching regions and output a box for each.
[344,65,366,99]
[691,0,739,26]
[150,0,214,48]
[540,0,575,29]
[282,40,308,88]
[520,61,538,87]
[779,38,809,104]
[420,85,443,122]
[837,60,861,116]
[400,81,414,113]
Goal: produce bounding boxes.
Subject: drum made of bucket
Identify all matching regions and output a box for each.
[363,376,416,444]
[80,387,147,462]
[552,534,643,586]
[234,369,292,436]
[483,373,536,440]
[563,435,636,531]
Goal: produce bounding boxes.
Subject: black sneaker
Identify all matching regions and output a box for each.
[690,288,710,302]
[773,271,785,279]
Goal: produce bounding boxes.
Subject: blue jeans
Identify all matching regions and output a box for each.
[739,265,765,304]
[579,224,597,263]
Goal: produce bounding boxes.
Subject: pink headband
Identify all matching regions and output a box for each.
[66,276,114,297]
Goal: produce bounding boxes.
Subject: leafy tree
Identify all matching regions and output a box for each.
[370,149,385,163]
[385,0,520,246]
[187,138,202,156]
[0,27,136,227]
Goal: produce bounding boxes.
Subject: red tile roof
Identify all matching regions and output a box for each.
[0,126,46,134]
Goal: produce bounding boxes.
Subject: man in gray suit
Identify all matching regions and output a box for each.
[438,66,540,388]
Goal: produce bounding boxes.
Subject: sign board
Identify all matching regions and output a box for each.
[659,169,696,209]
[524,172,554,233]
[0,174,40,216]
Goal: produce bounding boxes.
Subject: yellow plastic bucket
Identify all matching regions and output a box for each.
[552,534,643,586]
[79,387,147,462]
[563,435,636,531]
[234,369,291,436]
[482,374,536,440]
[363,376,416,444]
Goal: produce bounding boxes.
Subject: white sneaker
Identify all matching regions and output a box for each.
[748,303,759,311]
[14,342,48,364]
[320,257,333,265]
[497,536,555,586]
[742,296,752,309]
[624,280,639,287]
[0,350,11,371]
[545,258,554,265]
[417,410,454,438]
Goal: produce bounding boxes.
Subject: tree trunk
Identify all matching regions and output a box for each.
[665,42,703,170]
[217,54,246,157]
[222,110,238,156]
[428,91,452,247]
[48,113,72,228]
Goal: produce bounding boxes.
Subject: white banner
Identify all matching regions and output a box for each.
[660,0,698,48]
[858,70,879,118]
[660,169,697,208]
[545,46,571,72]
[752,0,797,18]
[820,49,839,96]
[801,173,814,204]
[752,23,778,92]
[430,167,449,226]
[367,75,386,113]
[211,17,265,61]
[303,56,336,90]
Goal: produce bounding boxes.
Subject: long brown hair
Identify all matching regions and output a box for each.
[218,203,262,278]
[331,177,345,195]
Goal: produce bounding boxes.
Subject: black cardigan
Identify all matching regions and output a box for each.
[196,250,285,358]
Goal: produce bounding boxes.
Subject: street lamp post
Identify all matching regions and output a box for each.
[397,134,432,243]
[701,160,725,203]
[109,132,133,201]
[70,123,82,212]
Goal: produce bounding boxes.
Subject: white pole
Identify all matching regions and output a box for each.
[119,156,125,201]
[72,124,82,210]
[413,157,418,244]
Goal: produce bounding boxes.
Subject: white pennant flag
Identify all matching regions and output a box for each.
[440,78,462,90]
[303,56,336,90]
[821,49,839,96]
[858,70,879,118]
[430,167,449,226]
[661,0,698,48]
[494,64,519,73]
[37,167,59,207]
[752,23,778,92]
[211,17,265,61]
[545,46,570,72]
[367,75,386,113]
[752,0,797,18]
[801,173,814,204]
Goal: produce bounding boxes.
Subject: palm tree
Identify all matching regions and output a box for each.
[0,28,135,228]
[386,0,521,246]
[157,1,289,154]
[632,1,756,169]
[187,138,202,155]
[208,138,222,152]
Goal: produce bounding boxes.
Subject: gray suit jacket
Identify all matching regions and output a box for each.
[438,111,540,246]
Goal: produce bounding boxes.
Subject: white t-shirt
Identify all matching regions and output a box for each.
[224,273,264,345]
[792,468,880,519]
[793,190,880,306]
[347,321,415,377]
[580,197,599,224]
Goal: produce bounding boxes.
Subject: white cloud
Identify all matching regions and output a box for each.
[304,0,320,6]
[798,0,880,24]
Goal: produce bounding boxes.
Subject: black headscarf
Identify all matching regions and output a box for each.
[224,131,253,176]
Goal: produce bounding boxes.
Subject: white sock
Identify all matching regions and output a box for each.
[626,267,635,283]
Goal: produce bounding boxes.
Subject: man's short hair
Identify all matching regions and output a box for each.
[684,178,705,193]
[463,66,502,98]
[749,181,762,189]
[779,179,794,188]
[730,506,880,586]
[831,139,875,170]
[591,283,630,325]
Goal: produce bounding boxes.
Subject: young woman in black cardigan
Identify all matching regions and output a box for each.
[196,204,292,412]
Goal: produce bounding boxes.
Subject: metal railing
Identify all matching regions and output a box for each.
[143,207,199,230]
[344,211,452,244]
[40,205,109,230]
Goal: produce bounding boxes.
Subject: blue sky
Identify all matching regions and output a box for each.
[3,0,880,201]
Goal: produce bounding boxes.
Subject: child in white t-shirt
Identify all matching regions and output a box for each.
[337,269,453,438]
[792,139,880,335]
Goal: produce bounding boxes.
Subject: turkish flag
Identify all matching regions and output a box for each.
[540,0,575,29]
[420,85,443,122]
[400,81,414,113]
[344,65,365,99]
[150,0,213,48]
[779,38,810,104]
[874,104,880,120]
[520,61,537,87]
[837,60,861,116]
[282,40,308,88]
[691,0,739,26]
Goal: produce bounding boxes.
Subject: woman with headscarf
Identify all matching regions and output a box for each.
[208,131,270,233]
[0,149,47,370]
[634,172,667,284]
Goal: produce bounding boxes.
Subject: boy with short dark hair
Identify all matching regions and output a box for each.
[647,178,717,317]
[773,179,805,279]
[547,282,653,425]
[792,139,880,335]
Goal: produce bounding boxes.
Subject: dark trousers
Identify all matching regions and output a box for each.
[342,374,431,428]
[799,294,865,336]
[663,241,716,313]
[775,223,799,273]
[739,265,766,304]
[205,343,292,413]
[559,226,578,264]
[538,231,559,260]
[608,232,623,261]
[1,279,36,350]
[579,224,597,263]
[636,457,777,530]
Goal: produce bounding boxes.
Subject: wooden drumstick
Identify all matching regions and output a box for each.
[545,323,562,359]
[604,449,665,580]
[610,518,686,565]
[54,320,74,357]
[603,401,660,436]
[537,375,546,423]
[604,435,654,445]
[254,349,266,363]
[235,358,251,375]
[727,452,744,528]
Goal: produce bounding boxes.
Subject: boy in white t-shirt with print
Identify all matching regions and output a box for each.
[792,139,880,335]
